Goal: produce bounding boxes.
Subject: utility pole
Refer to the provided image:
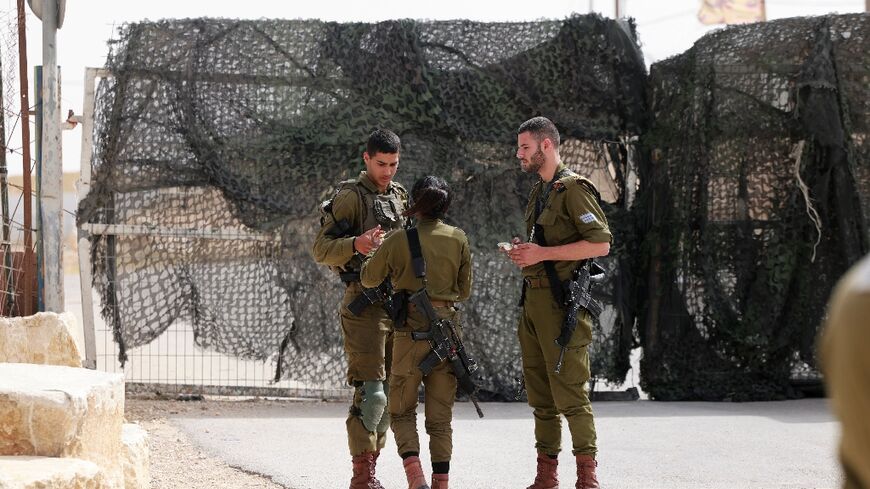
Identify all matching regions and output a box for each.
[615,0,626,18]
[16,0,33,315]
[37,0,64,312]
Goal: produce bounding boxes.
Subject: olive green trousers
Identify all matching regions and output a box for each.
[340,283,392,456]
[518,286,597,457]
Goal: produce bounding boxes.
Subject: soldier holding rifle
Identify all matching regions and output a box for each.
[504,116,611,489]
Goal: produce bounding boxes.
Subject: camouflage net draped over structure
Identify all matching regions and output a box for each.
[637,14,869,400]
[78,15,645,398]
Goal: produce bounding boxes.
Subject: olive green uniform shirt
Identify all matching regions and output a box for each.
[821,253,870,489]
[523,163,611,281]
[360,218,472,302]
[312,171,407,269]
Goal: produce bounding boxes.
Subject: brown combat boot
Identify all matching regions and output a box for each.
[402,456,430,489]
[350,452,379,489]
[431,473,448,489]
[526,452,558,489]
[368,450,385,489]
[575,454,600,489]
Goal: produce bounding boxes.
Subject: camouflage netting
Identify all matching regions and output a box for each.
[637,14,869,400]
[78,14,645,398]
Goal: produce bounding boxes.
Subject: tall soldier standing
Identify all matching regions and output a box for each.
[312,129,408,489]
[505,117,611,489]
[361,176,473,489]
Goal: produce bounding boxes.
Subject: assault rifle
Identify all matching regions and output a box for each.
[346,279,403,321]
[409,289,484,418]
[553,261,606,374]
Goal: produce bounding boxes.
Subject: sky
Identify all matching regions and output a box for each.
[0,0,865,176]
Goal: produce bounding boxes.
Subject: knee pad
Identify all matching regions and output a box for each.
[359,380,388,432]
[376,382,390,433]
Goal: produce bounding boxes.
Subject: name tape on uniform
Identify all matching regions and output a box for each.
[579,212,597,224]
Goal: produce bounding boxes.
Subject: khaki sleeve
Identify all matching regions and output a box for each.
[821,273,870,488]
[457,234,472,302]
[311,189,359,266]
[360,233,395,289]
[565,182,612,244]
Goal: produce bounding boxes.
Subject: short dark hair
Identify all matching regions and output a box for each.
[403,175,451,219]
[517,116,560,150]
[366,128,401,156]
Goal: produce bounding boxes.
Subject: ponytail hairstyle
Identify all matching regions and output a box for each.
[403,175,451,220]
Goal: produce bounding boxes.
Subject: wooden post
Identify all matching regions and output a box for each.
[16,0,34,316]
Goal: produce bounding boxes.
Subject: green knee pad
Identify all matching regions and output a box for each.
[359,380,388,432]
[376,382,390,433]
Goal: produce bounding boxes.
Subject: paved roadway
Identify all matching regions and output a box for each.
[170,398,842,489]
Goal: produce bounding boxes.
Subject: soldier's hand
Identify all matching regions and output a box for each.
[508,242,544,268]
[499,236,524,256]
[354,225,383,255]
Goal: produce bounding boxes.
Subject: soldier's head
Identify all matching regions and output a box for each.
[403,176,451,220]
[363,129,401,192]
[516,116,560,174]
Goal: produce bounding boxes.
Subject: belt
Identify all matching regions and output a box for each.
[339,271,361,284]
[523,276,551,288]
[409,300,454,310]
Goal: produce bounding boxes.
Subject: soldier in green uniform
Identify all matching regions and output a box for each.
[361,176,472,489]
[312,129,408,489]
[820,253,870,489]
[505,117,611,489]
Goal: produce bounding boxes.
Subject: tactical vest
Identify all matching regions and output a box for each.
[329,179,407,273]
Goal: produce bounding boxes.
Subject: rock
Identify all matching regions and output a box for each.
[0,364,124,488]
[0,456,108,489]
[0,312,81,367]
[120,424,150,489]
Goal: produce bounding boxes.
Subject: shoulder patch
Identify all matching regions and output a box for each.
[579,212,597,224]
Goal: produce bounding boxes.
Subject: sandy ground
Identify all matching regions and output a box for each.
[125,397,285,489]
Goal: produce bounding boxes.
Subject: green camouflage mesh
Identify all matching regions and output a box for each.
[637,14,869,400]
[78,14,645,398]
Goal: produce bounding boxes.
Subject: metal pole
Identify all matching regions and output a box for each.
[77,67,106,369]
[34,65,43,310]
[40,0,63,312]
[16,0,33,316]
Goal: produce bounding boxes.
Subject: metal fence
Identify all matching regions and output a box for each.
[77,67,351,399]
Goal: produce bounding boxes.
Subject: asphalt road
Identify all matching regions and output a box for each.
[169,398,842,489]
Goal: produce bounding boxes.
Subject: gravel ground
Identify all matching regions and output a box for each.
[125,397,286,489]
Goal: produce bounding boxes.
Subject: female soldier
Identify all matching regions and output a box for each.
[360,175,472,489]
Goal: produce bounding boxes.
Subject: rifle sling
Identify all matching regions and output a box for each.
[406,227,427,279]
[534,188,566,307]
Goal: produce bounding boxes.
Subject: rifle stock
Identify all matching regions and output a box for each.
[346,279,399,317]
